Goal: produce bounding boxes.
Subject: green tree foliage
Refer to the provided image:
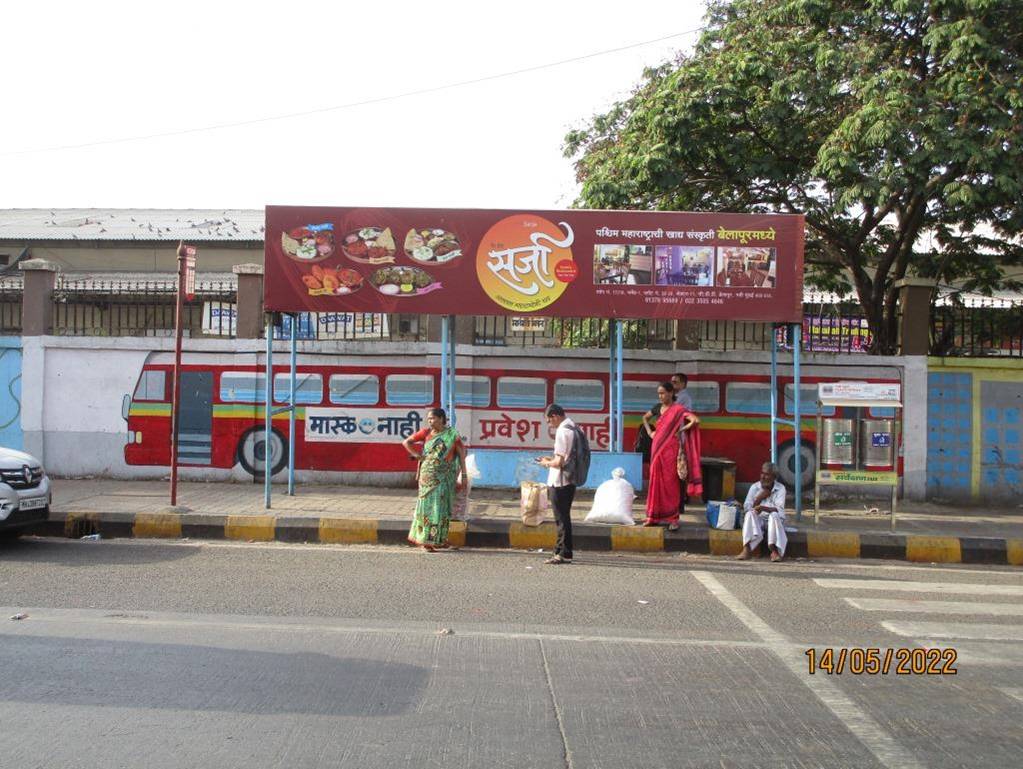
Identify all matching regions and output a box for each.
[565,0,1023,353]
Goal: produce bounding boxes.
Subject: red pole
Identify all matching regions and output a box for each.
[170,242,186,506]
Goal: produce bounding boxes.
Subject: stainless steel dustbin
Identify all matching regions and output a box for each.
[860,419,894,467]
[821,418,855,465]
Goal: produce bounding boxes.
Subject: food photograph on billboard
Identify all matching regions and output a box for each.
[265,206,804,321]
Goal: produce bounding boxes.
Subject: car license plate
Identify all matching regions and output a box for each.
[19,497,47,511]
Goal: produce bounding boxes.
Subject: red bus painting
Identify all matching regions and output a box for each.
[122,352,902,487]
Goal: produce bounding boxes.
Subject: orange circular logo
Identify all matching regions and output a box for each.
[476,215,575,313]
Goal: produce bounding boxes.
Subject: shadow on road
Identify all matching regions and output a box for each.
[0,537,200,566]
[1,634,427,716]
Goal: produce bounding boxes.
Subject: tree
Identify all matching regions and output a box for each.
[564,0,1023,353]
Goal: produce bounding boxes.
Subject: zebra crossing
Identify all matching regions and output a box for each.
[814,576,1023,668]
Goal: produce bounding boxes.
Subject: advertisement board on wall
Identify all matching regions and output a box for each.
[264,206,805,321]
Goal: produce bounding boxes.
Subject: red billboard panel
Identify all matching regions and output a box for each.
[264,206,804,322]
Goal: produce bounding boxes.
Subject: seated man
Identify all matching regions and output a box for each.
[735,462,788,562]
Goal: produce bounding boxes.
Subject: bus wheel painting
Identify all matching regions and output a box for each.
[776,439,816,489]
[237,427,288,478]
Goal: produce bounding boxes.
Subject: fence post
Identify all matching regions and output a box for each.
[233,264,264,339]
[892,278,935,355]
[673,320,701,350]
[19,259,58,335]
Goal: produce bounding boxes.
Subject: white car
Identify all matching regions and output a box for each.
[0,446,51,536]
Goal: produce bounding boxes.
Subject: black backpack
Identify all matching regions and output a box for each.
[564,425,591,486]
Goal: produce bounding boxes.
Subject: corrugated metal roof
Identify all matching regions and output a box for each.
[0,208,264,241]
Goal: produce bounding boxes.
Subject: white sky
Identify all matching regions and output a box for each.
[1,1,706,211]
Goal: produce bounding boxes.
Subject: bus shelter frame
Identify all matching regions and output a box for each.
[262,316,803,512]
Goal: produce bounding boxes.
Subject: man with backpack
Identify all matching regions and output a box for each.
[536,403,589,565]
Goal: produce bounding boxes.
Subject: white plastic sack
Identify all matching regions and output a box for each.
[465,453,481,480]
[520,481,549,526]
[585,468,636,525]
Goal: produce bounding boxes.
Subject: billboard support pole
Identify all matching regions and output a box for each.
[448,315,456,427]
[769,323,804,520]
[440,316,450,417]
[792,322,803,521]
[770,325,778,463]
[264,317,273,509]
[288,314,297,496]
[615,320,624,452]
[608,321,615,451]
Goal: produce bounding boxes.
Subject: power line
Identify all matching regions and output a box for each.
[2,27,703,158]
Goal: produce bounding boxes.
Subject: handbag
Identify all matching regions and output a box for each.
[676,446,688,481]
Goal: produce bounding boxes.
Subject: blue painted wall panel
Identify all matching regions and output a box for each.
[0,339,22,450]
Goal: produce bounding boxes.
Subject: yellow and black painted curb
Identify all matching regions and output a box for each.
[41,512,1023,566]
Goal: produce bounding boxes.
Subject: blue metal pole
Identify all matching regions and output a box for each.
[264,318,273,509]
[792,322,803,520]
[607,321,615,452]
[616,320,624,452]
[448,315,456,427]
[440,316,449,416]
[770,324,778,463]
[288,314,297,496]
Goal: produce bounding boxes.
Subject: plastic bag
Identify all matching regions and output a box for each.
[520,481,549,526]
[451,475,472,522]
[450,453,480,522]
[706,500,740,530]
[584,468,636,526]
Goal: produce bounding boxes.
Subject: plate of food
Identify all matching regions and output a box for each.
[342,227,397,264]
[403,227,462,264]
[282,223,334,262]
[369,266,441,297]
[301,265,364,296]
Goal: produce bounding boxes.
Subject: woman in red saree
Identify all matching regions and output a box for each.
[645,382,702,529]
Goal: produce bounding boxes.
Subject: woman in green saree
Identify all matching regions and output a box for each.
[401,408,467,551]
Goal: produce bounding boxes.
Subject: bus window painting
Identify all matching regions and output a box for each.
[121,353,901,486]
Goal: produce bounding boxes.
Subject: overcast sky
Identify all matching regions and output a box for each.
[1,1,706,212]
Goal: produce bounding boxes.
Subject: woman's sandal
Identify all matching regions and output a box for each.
[544,555,571,565]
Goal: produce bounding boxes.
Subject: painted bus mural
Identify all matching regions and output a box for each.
[122,352,902,487]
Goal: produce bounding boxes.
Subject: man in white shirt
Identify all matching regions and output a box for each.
[736,462,788,562]
[537,403,575,565]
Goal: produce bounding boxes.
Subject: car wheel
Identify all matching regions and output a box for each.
[776,439,816,489]
[237,427,288,478]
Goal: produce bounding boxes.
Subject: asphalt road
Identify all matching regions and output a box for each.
[2,537,1022,769]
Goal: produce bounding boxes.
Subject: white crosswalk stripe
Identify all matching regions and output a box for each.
[845,598,1023,616]
[818,577,1023,667]
[882,621,1023,641]
[815,578,1023,596]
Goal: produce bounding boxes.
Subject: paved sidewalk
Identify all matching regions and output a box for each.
[38,479,1023,565]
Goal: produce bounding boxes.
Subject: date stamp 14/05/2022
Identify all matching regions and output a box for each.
[805,648,958,676]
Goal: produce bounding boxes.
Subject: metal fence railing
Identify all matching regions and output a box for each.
[51,278,237,338]
[7,276,1021,356]
[931,300,1023,357]
[476,316,677,349]
[0,277,22,334]
[270,312,427,342]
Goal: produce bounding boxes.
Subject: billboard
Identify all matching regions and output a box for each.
[264,206,804,321]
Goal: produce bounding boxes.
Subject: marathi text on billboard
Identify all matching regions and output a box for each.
[265,206,804,322]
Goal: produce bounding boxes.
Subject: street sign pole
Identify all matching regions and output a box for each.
[170,242,196,507]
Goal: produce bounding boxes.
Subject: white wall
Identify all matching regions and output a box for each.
[22,336,925,499]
